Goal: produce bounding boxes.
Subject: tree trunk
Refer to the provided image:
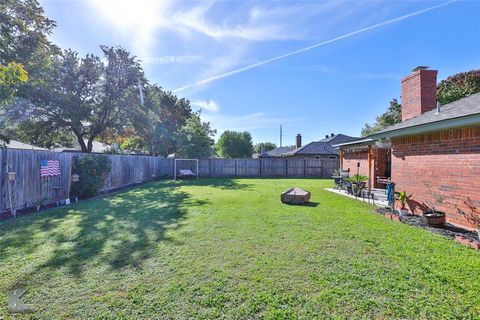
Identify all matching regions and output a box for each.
[76,135,88,153]
[87,136,95,153]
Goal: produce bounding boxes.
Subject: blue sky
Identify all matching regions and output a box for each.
[41,0,480,146]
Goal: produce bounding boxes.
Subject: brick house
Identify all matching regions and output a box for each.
[334,66,480,230]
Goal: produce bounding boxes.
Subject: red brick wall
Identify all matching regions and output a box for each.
[401,69,437,121]
[391,127,480,229]
[342,149,389,188]
[343,151,369,177]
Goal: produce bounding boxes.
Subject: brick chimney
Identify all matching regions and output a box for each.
[401,66,438,121]
[296,134,302,148]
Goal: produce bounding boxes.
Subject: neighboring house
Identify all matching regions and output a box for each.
[255,146,295,158]
[282,133,357,159]
[255,133,357,159]
[334,66,480,230]
[1,140,47,151]
[54,141,113,153]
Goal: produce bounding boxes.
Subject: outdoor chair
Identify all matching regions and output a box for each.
[361,189,375,204]
[333,169,350,190]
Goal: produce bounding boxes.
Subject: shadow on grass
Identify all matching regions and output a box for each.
[0,181,211,277]
[0,178,253,278]
[282,202,320,208]
[172,178,254,190]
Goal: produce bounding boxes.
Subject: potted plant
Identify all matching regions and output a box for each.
[348,175,368,197]
[423,183,446,227]
[456,197,480,240]
[32,200,41,212]
[32,197,48,212]
[396,191,412,216]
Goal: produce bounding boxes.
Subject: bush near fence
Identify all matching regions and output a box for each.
[0,149,337,213]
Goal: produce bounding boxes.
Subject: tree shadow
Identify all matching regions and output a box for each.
[48,183,208,274]
[172,178,254,190]
[1,181,210,279]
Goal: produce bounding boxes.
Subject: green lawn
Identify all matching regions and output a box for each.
[1,179,479,319]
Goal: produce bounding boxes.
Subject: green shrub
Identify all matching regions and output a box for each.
[346,175,368,183]
[70,155,111,199]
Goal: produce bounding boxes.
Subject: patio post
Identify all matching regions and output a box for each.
[339,148,344,170]
[367,145,372,191]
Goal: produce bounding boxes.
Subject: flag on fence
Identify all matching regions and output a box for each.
[40,160,61,177]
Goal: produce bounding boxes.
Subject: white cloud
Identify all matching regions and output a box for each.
[143,55,203,65]
[173,0,457,92]
[192,100,220,112]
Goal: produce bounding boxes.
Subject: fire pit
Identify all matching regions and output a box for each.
[281,187,311,204]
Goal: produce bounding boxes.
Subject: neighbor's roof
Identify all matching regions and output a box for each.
[258,146,294,158]
[2,140,48,151]
[54,141,111,153]
[282,141,337,156]
[319,134,358,144]
[284,134,357,156]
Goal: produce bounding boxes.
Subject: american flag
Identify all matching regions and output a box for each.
[40,160,61,177]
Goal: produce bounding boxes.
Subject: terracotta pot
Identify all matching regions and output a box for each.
[424,211,446,227]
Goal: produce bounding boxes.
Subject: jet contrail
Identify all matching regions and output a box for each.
[173,0,457,93]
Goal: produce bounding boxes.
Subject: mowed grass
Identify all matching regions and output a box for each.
[1,179,479,319]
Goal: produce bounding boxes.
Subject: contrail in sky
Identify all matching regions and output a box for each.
[173,0,457,93]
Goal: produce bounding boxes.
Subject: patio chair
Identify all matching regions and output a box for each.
[333,169,350,190]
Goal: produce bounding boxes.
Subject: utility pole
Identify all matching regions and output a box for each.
[280,124,283,147]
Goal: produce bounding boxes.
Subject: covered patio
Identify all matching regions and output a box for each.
[328,137,393,207]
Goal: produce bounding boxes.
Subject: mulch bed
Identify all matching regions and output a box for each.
[375,207,478,242]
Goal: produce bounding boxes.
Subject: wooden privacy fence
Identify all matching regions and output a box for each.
[0,148,337,213]
[193,158,338,178]
[0,149,173,213]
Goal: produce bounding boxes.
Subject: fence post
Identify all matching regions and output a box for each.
[235,159,237,178]
[209,158,212,177]
[303,159,306,177]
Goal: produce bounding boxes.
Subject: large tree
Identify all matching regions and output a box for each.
[0,0,59,144]
[0,62,28,144]
[361,98,402,137]
[437,69,480,105]
[176,112,216,158]
[216,131,254,158]
[7,46,145,152]
[254,142,277,154]
[130,85,193,156]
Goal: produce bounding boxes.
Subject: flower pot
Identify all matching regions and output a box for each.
[424,211,446,227]
[399,208,409,217]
